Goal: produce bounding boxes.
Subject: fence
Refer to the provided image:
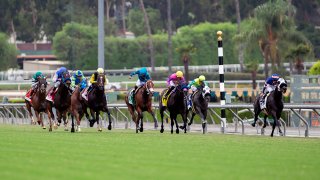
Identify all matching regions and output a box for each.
[1,103,319,137]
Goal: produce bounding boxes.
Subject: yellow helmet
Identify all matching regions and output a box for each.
[97,68,104,74]
[199,75,205,81]
[176,71,183,78]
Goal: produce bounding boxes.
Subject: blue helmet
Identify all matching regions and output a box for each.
[140,67,147,75]
[271,74,279,80]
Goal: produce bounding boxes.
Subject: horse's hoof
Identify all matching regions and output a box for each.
[279,132,283,136]
[188,123,192,126]
[49,128,52,132]
[179,126,184,130]
[42,126,46,130]
[176,129,179,134]
[171,130,173,134]
[57,123,60,127]
[64,128,69,131]
[98,128,102,132]
[71,128,75,133]
[37,121,41,125]
[107,125,112,130]
[160,129,164,133]
[136,129,139,133]
[139,127,143,132]
[251,123,255,127]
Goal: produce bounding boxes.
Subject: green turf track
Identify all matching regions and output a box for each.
[0,125,319,180]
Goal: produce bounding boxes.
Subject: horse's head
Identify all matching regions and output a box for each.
[62,72,71,87]
[201,85,211,102]
[38,76,47,93]
[144,80,154,95]
[277,78,287,93]
[96,74,106,91]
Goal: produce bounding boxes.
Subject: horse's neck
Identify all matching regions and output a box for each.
[36,89,46,99]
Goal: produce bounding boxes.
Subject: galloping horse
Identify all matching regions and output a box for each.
[125,80,158,133]
[252,78,287,137]
[159,84,188,134]
[85,74,112,131]
[25,76,48,129]
[46,72,72,131]
[70,86,90,132]
[186,85,211,134]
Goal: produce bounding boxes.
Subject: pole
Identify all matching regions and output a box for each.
[217,31,226,133]
[98,0,105,69]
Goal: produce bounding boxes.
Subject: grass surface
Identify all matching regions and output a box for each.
[0,125,319,180]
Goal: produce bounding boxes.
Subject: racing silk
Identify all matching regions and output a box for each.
[187,78,208,89]
[71,75,87,91]
[129,69,151,82]
[89,73,108,85]
[264,77,278,87]
[166,73,186,86]
[53,67,68,82]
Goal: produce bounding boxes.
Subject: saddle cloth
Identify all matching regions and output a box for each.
[128,89,135,105]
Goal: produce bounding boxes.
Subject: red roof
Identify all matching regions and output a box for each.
[17,43,52,51]
[17,55,57,59]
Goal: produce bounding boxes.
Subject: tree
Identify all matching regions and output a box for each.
[139,0,155,72]
[176,44,196,83]
[0,33,18,70]
[234,0,244,72]
[236,0,297,78]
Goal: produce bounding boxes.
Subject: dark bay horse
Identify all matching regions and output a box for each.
[125,80,158,133]
[85,74,112,132]
[70,86,90,132]
[46,72,72,131]
[159,84,188,134]
[185,85,211,134]
[25,77,48,129]
[252,78,287,137]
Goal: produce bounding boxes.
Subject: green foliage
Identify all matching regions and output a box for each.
[53,23,98,69]
[0,33,18,70]
[308,60,320,75]
[127,8,163,37]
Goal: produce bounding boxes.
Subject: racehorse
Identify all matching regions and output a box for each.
[125,80,158,133]
[46,72,72,131]
[252,78,287,137]
[25,76,48,129]
[84,74,112,132]
[185,85,211,134]
[70,86,90,132]
[159,84,188,134]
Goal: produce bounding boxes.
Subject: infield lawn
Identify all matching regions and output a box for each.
[0,124,319,180]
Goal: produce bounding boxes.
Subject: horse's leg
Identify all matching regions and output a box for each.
[96,111,102,132]
[139,111,144,132]
[200,109,208,134]
[148,108,158,129]
[160,106,165,133]
[174,114,180,134]
[71,114,75,133]
[63,112,68,131]
[36,111,45,129]
[270,112,277,137]
[103,106,112,130]
[276,112,283,136]
[252,100,261,127]
[89,109,96,127]
[170,113,176,134]
[25,102,35,125]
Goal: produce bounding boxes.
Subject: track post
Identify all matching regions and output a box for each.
[217,31,226,133]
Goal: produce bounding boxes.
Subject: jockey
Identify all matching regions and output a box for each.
[187,75,208,109]
[71,70,87,92]
[25,71,44,101]
[50,67,69,95]
[129,67,151,98]
[260,73,280,110]
[163,70,186,100]
[82,68,108,99]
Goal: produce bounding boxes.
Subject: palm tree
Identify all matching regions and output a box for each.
[234,0,244,72]
[139,0,155,72]
[176,43,196,83]
[236,0,296,78]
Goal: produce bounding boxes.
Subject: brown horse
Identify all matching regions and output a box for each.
[84,74,112,131]
[46,72,72,131]
[125,80,158,133]
[25,76,48,129]
[70,86,90,132]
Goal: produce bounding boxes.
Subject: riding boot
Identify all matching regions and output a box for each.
[132,85,138,101]
[163,86,174,99]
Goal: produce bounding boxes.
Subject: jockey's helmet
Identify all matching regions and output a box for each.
[176,71,183,78]
[199,75,205,81]
[97,68,104,74]
[75,70,83,77]
[35,71,43,78]
[271,74,279,80]
[140,67,147,75]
